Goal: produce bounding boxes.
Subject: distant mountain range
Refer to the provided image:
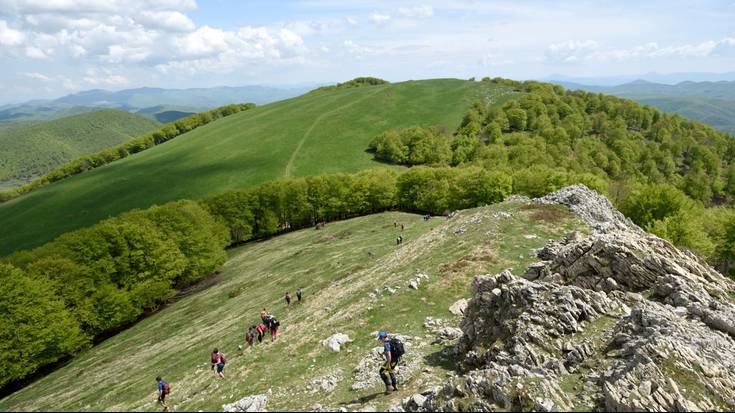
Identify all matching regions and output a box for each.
[545,71,735,86]
[0,85,314,124]
[550,79,735,134]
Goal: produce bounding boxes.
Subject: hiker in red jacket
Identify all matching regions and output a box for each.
[256,324,268,343]
[211,348,226,378]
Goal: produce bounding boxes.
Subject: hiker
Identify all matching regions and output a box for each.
[396,236,400,246]
[398,235,403,245]
[296,287,303,303]
[246,325,256,347]
[211,348,226,378]
[156,376,170,411]
[401,223,405,231]
[285,291,292,307]
[256,324,268,343]
[377,332,404,394]
[260,309,269,324]
[265,314,280,341]
[394,222,397,228]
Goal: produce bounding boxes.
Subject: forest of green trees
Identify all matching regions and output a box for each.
[0,103,255,203]
[368,78,735,274]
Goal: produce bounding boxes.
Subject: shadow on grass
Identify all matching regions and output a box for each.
[339,392,383,406]
[424,345,462,371]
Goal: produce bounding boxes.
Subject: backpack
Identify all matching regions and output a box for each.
[163,382,170,395]
[389,338,405,359]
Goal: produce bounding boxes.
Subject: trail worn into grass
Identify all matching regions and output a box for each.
[0,201,586,412]
[284,86,387,178]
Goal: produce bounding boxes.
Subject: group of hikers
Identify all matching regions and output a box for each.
[155,288,304,411]
[154,216,421,410]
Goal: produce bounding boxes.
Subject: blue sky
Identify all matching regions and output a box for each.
[1,0,734,103]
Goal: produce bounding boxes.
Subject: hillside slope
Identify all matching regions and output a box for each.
[0,110,159,187]
[0,79,515,255]
[0,200,584,412]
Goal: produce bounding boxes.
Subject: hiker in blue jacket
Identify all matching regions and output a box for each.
[377,331,402,395]
[156,376,170,411]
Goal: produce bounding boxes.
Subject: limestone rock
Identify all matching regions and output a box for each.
[321,333,352,353]
[448,299,468,316]
[223,394,268,412]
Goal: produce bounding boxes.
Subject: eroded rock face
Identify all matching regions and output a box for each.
[404,185,735,412]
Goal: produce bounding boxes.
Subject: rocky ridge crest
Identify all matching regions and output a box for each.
[401,185,735,412]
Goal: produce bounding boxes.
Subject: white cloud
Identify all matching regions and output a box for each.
[137,11,195,33]
[345,16,358,25]
[547,37,735,63]
[0,0,197,15]
[398,5,433,18]
[545,40,599,62]
[24,45,47,58]
[83,68,129,86]
[0,20,25,46]
[175,26,228,57]
[370,13,391,26]
[343,39,379,59]
[157,25,307,75]
[23,71,51,81]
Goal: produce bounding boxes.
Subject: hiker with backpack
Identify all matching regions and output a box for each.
[285,291,292,308]
[156,376,170,411]
[211,348,226,378]
[296,287,303,303]
[246,325,256,347]
[377,332,404,395]
[265,314,280,341]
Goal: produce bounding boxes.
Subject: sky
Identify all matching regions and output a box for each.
[1,0,735,104]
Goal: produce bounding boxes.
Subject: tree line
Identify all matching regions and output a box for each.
[0,103,255,204]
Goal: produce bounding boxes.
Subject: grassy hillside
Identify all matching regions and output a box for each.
[0,79,516,256]
[0,110,159,185]
[0,201,586,412]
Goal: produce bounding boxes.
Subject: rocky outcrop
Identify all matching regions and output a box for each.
[403,185,735,412]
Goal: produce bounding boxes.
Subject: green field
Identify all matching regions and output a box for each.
[0,110,159,185]
[0,200,586,412]
[0,79,516,256]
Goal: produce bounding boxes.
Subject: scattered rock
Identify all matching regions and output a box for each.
[321,333,352,353]
[434,327,463,344]
[448,299,468,316]
[308,373,340,394]
[223,394,268,412]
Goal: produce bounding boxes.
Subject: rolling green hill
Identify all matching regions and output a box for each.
[554,80,735,134]
[0,79,516,256]
[0,201,585,412]
[632,96,735,135]
[0,110,159,186]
